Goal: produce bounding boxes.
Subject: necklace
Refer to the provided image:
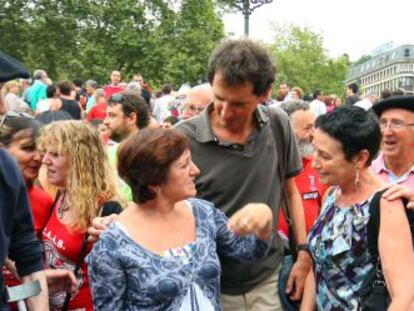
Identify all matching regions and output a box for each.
[57,192,69,219]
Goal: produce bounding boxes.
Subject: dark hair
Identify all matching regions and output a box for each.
[207,39,276,97]
[381,89,391,100]
[46,85,57,98]
[117,128,189,203]
[161,84,172,95]
[163,115,179,125]
[0,115,41,147]
[58,80,72,96]
[315,106,381,166]
[90,118,103,128]
[312,90,322,100]
[108,93,150,129]
[35,110,74,124]
[72,78,83,88]
[347,83,358,94]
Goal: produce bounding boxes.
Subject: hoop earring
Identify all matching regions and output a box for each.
[354,167,360,187]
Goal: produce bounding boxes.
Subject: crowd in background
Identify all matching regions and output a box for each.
[1,37,414,311]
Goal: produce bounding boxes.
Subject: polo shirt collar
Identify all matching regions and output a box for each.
[195,103,269,143]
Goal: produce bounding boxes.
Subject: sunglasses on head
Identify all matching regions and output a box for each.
[0,111,34,130]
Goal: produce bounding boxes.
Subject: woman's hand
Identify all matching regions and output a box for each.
[87,213,118,243]
[382,184,414,209]
[45,269,78,294]
[227,203,273,241]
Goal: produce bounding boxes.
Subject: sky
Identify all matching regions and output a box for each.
[222,0,414,61]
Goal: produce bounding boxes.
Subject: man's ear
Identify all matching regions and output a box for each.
[127,112,137,126]
[259,85,273,103]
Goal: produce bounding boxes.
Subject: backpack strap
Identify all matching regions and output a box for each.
[264,106,297,256]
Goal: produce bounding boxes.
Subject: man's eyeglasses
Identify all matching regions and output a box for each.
[0,111,33,130]
[187,104,205,113]
[379,119,414,131]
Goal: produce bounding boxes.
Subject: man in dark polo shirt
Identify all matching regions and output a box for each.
[176,39,311,310]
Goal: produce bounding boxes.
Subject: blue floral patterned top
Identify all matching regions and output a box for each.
[86,198,271,310]
[308,187,376,310]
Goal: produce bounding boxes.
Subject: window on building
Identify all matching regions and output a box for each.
[404,48,410,57]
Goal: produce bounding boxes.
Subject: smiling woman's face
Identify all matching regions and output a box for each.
[7,129,42,183]
[311,128,356,187]
[42,148,68,187]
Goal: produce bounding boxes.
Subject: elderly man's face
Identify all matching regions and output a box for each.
[291,109,315,158]
[380,108,414,160]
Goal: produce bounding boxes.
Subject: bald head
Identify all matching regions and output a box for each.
[182,83,213,119]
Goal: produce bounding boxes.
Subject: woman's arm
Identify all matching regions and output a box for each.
[379,197,414,310]
[300,269,316,311]
[214,203,272,262]
[87,235,127,310]
[21,270,49,311]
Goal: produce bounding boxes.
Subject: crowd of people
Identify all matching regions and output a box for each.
[1,37,414,311]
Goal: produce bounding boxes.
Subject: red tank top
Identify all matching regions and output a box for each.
[42,197,93,311]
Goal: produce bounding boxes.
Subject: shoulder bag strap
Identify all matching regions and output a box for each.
[61,200,123,310]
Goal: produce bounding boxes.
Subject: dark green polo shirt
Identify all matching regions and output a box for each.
[176,103,302,295]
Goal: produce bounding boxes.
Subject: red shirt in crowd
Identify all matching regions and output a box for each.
[42,197,93,311]
[87,102,107,122]
[278,156,328,237]
[102,85,124,99]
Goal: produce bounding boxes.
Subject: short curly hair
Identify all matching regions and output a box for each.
[208,39,276,97]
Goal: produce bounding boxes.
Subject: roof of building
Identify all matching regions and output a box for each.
[346,44,414,81]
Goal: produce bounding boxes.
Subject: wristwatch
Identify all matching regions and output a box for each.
[296,243,310,254]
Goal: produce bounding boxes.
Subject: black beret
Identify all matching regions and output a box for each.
[0,51,30,83]
[372,95,414,116]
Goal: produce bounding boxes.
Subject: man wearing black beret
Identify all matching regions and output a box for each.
[371,95,414,189]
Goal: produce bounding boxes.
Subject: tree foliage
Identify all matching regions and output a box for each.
[0,0,224,87]
[268,24,349,97]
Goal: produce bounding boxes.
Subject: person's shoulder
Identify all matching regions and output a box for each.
[263,104,290,129]
[174,116,201,137]
[0,149,20,178]
[187,198,216,217]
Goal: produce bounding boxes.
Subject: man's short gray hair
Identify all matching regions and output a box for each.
[33,69,47,80]
[85,80,98,89]
[280,100,310,117]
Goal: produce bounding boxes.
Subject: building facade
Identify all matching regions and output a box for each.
[345,44,414,96]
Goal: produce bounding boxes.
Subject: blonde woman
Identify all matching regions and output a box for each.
[2,80,30,112]
[38,120,123,311]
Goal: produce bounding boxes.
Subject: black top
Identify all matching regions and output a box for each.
[61,98,81,120]
[0,149,44,289]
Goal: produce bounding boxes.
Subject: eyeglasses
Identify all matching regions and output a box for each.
[379,119,414,131]
[0,111,34,131]
[187,104,205,113]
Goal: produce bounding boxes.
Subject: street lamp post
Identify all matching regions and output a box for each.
[231,0,273,37]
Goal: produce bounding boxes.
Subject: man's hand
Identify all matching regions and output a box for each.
[227,203,273,241]
[382,184,414,209]
[87,214,118,242]
[45,269,77,294]
[286,252,312,301]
